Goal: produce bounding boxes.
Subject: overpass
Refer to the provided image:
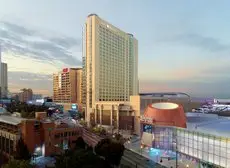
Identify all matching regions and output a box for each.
[81,127,103,147]
[140,92,191,100]
[81,127,165,168]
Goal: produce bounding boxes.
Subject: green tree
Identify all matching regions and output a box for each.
[73,137,86,149]
[14,138,31,160]
[95,138,125,167]
[27,111,35,118]
[55,148,111,168]
[20,110,28,118]
[3,159,32,168]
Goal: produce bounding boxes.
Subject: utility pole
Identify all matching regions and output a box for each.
[175,131,178,168]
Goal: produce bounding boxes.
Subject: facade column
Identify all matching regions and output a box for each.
[94,107,97,124]
[99,105,102,125]
[8,135,10,155]
[4,134,6,152]
[110,106,113,126]
[116,105,119,130]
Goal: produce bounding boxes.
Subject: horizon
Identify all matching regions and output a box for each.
[0,0,230,98]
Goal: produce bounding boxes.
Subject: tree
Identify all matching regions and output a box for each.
[14,138,31,160]
[20,110,28,118]
[3,159,32,168]
[95,138,125,167]
[73,137,86,149]
[55,147,112,168]
[0,150,8,167]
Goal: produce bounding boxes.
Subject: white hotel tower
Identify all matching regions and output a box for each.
[82,14,139,125]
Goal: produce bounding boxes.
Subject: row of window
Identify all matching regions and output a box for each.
[0,136,14,154]
[54,131,79,139]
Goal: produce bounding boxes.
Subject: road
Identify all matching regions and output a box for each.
[121,149,166,168]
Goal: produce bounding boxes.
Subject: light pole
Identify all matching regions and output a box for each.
[175,133,178,168]
[127,140,131,149]
[140,145,143,156]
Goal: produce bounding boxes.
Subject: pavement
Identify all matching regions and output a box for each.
[30,156,55,168]
[121,149,165,168]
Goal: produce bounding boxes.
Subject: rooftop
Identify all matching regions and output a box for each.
[152,102,178,110]
[0,115,25,125]
[186,112,230,138]
[88,13,98,17]
[42,113,79,128]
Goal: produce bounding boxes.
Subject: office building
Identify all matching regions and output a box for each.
[53,68,82,105]
[0,45,2,95]
[18,88,33,102]
[0,46,8,98]
[76,68,82,105]
[1,63,8,98]
[82,14,138,124]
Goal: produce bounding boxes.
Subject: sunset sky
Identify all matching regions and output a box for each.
[0,0,230,98]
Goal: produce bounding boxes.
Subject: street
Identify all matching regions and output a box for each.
[121,149,165,168]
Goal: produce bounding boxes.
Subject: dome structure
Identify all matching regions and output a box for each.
[143,102,187,128]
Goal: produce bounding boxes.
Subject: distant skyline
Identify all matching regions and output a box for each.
[0,0,230,98]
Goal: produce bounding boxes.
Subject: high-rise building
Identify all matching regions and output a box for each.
[0,45,2,91]
[76,68,82,105]
[1,62,8,98]
[53,68,82,105]
[0,46,8,98]
[82,14,138,123]
[18,88,33,102]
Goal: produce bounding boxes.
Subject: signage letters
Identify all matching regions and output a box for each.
[140,116,153,124]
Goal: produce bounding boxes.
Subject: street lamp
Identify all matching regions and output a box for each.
[127,140,131,149]
[140,145,143,155]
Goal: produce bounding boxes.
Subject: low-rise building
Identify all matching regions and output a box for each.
[0,111,82,157]
[18,88,33,102]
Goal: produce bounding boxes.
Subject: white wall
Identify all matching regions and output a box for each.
[177,130,230,167]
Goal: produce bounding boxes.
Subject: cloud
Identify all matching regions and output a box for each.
[140,78,230,98]
[176,33,230,52]
[0,21,82,66]
[8,71,52,95]
[158,33,230,53]
[0,20,83,95]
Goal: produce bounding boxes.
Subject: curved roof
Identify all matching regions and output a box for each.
[186,112,230,137]
[143,102,187,128]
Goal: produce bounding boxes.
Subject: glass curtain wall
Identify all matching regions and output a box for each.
[147,125,230,168]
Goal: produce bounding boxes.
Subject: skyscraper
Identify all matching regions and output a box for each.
[53,68,82,105]
[0,46,8,98]
[82,14,138,123]
[1,63,8,98]
[0,45,2,97]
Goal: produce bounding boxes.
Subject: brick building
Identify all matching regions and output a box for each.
[0,111,82,157]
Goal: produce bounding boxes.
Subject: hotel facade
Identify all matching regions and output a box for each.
[82,14,138,127]
[53,68,82,106]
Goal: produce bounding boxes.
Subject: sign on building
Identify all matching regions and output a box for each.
[140,116,153,124]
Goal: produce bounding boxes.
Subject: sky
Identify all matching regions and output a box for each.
[0,0,230,98]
